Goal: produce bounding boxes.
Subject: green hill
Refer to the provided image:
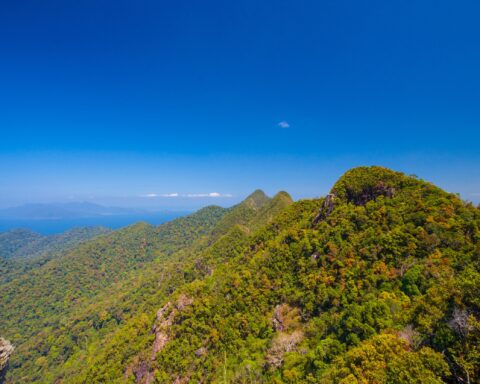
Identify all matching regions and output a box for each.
[0,226,112,286]
[0,227,112,261]
[1,168,479,383]
[0,193,292,383]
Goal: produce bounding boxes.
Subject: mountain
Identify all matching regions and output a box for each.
[0,227,112,260]
[0,202,144,220]
[0,204,229,382]
[1,169,479,383]
[0,229,44,259]
[0,191,291,383]
[0,226,112,286]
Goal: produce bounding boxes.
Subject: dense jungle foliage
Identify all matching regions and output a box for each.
[0,227,112,285]
[1,167,479,383]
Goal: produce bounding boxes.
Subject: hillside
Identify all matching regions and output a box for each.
[0,227,112,261]
[0,227,113,286]
[0,205,228,381]
[1,168,479,383]
[0,229,44,260]
[71,167,479,384]
[0,192,293,383]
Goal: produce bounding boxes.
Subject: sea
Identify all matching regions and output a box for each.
[0,211,190,235]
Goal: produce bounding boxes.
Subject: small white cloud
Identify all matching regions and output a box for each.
[140,193,159,198]
[185,193,206,198]
[278,121,290,129]
[184,192,232,198]
[140,193,179,198]
[140,192,232,198]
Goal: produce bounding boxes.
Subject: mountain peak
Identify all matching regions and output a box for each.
[272,191,293,204]
[331,166,422,205]
[243,189,270,209]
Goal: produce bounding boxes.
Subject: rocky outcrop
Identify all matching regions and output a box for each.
[313,193,335,224]
[267,304,303,368]
[131,359,154,384]
[195,347,207,357]
[0,338,14,383]
[173,375,190,384]
[266,330,304,368]
[345,184,395,206]
[129,295,195,384]
[175,294,193,311]
[314,181,396,225]
[150,294,194,360]
[151,302,175,360]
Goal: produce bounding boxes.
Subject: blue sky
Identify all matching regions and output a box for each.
[1,0,479,209]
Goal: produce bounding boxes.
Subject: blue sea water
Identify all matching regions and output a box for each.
[0,212,190,234]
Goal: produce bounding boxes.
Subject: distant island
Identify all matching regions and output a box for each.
[0,202,146,220]
[0,203,189,234]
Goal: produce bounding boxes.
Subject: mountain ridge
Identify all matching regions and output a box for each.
[1,168,479,383]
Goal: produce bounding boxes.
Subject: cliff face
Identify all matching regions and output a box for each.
[0,338,13,383]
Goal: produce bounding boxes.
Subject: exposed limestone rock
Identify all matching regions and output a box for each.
[151,295,194,360]
[173,375,190,384]
[195,347,207,357]
[313,193,335,224]
[273,305,286,331]
[268,304,303,368]
[272,304,301,332]
[314,182,396,225]
[0,338,14,382]
[151,302,174,360]
[398,324,421,349]
[449,307,472,338]
[175,294,193,311]
[127,296,195,383]
[266,330,304,368]
[131,359,155,384]
[194,258,213,276]
[345,184,395,206]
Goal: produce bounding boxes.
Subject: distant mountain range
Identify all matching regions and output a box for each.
[0,202,145,220]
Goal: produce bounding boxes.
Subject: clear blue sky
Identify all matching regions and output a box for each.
[1,0,479,208]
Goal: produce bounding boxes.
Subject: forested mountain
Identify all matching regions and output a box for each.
[0,229,44,260]
[0,227,112,286]
[0,191,292,383]
[1,167,479,383]
[0,227,112,261]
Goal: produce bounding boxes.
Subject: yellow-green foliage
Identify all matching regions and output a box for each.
[1,168,479,384]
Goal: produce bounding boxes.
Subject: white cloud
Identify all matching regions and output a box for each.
[160,193,179,197]
[278,121,290,129]
[140,192,231,198]
[185,192,232,198]
[185,193,206,198]
[140,193,159,198]
[139,193,178,198]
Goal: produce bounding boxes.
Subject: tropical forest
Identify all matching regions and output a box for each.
[1,166,479,383]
